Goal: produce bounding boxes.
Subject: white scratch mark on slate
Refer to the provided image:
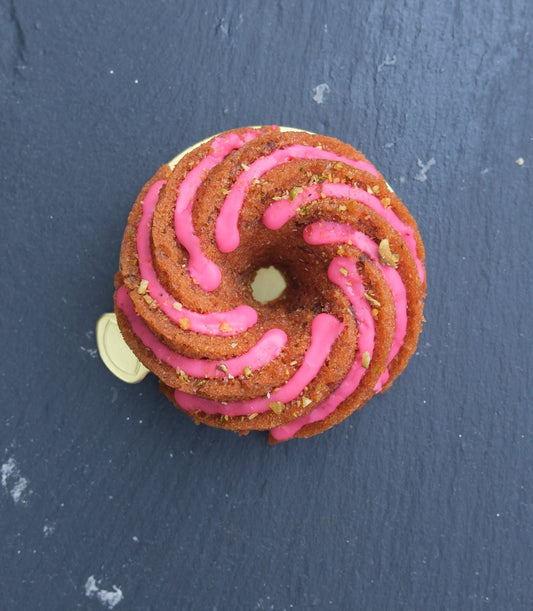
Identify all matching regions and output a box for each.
[85,576,123,609]
[1,457,30,504]
[377,54,397,72]
[80,346,98,358]
[312,83,330,104]
[414,158,436,182]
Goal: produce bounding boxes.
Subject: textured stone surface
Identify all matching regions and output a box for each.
[1,0,531,608]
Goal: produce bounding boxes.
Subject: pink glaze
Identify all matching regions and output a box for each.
[174,131,260,291]
[263,182,425,284]
[174,313,344,417]
[116,286,287,377]
[215,144,379,253]
[303,221,407,392]
[270,258,375,441]
[137,180,257,335]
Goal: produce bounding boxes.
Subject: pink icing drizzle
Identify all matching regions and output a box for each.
[174,313,344,417]
[215,144,379,253]
[116,286,287,377]
[270,258,375,441]
[137,180,257,335]
[174,131,260,291]
[303,221,407,392]
[263,182,425,284]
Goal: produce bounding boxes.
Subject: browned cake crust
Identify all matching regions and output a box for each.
[114,126,426,442]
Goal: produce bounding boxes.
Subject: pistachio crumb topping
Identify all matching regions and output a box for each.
[364,292,381,307]
[338,204,347,211]
[248,412,258,420]
[217,364,229,374]
[371,308,379,319]
[289,186,302,200]
[269,401,285,415]
[219,322,233,333]
[178,317,191,330]
[372,185,380,193]
[243,366,252,377]
[301,397,312,408]
[138,279,149,294]
[366,186,374,194]
[221,188,231,195]
[381,197,391,208]
[362,351,371,369]
[339,267,348,276]
[241,163,250,171]
[172,301,183,310]
[378,239,399,268]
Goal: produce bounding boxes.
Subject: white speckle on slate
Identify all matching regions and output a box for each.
[384,142,395,149]
[134,79,139,84]
[110,387,118,404]
[414,158,436,182]
[132,536,139,542]
[377,54,397,72]
[80,346,98,358]
[480,168,490,175]
[1,457,30,504]
[109,69,114,75]
[85,576,123,609]
[312,83,330,104]
[515,157,524,166]
[43,522,56,537]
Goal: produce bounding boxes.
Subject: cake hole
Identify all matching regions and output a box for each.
[251,266,287,304]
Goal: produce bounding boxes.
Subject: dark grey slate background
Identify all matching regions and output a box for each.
[1,0,531,609]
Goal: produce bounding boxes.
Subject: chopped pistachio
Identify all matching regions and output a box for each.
[301,397,312,408]
[241,163,250,171]
[371,308,379,319]
[178,317,191,330]
[217,364,229,374]
[372,185,380,193]
[138,279,149,294]
[361,351,371,369]
[221,188,231,195]
[172,301,183,310]
[269,401,285,415]
[219,322,233,333]
[364,292,381,307]
[299,206,310,216]
[366,186,374,194]
[289,186,302,200]
[339,267,348,276]
[381,197,391,208]
[378,239,399,268]
[338,204,347,211]
[243,366,252,378]
[248,412,258,420]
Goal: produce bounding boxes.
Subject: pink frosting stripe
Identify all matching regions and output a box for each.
[116,286,287,378]
[174,131,260,291]
[174,313,344,417]
[263,182,425,284]
[215,144,379,253]
[303,221,407,392]
[270,258,375,441]
[136,180,257,335]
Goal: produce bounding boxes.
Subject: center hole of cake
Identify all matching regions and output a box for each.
[251,266,287,304]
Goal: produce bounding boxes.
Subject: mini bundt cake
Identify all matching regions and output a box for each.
[114,126,426,442]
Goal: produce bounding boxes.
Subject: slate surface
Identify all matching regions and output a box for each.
[1,1,531,609]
